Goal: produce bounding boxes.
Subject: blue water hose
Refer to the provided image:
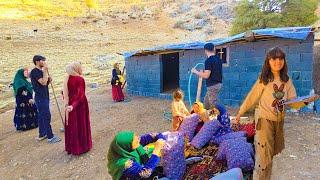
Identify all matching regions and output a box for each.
[188,63,204,107]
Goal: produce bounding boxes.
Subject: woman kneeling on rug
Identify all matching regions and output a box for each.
[107,131,166,180]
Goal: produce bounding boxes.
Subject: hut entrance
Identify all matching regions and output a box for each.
[161,52,179,93]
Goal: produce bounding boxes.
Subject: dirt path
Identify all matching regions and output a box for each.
[0,87,319,180]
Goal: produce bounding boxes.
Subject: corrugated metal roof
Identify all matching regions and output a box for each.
[121,26,313,58]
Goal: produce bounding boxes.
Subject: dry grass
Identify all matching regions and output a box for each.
[0,13,188,113]
[0,0,162,20]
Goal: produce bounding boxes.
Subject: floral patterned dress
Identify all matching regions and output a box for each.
[13,87,38,131]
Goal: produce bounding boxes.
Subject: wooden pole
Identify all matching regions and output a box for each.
[196,74,203,102]
[47,70,65,129]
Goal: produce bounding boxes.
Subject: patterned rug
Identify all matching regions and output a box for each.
[183,123,255,180]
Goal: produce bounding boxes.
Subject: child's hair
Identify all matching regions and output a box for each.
[173,89,184,100]
[259,47,289,85]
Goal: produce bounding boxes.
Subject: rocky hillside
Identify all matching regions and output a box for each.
[106,0,236,40]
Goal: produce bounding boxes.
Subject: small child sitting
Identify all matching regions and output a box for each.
[171,89,190,131]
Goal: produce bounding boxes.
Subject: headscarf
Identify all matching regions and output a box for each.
[193,101,209,122]
[215,104,227,121]
[13,69,33,96]
[107,131,153,180]
[113,63,121,75]
[66,62,82,76]
[193,101,206,114]
[63,62,83,121]
[214,104,233,137]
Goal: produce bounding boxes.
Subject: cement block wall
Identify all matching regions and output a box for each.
[179,49,207,106]
[221,35,314,107]
[125,35,315,110]
[125,55,167,98]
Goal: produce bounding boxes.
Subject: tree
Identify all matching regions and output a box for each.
[230,0,318,35]
[281,0,318,27]
[257,0,287,13]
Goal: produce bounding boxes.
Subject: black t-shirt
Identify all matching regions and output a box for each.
[30,68,49,100]
[204,55,222,87]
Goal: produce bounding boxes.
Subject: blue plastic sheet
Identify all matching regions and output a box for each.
[121,26,312,58]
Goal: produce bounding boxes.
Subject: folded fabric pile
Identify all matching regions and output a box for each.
[216,138,254,172]
[161,132,186,180]
[239,123,255,138]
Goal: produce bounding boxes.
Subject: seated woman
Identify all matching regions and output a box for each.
[191,102,209,135]
[107,131,166,180]
[213,104,233,137]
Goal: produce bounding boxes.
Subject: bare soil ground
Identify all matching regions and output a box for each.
[0,87,320,180]
[1,2,320,179]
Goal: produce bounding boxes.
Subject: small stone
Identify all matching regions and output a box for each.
[289,155,297,159]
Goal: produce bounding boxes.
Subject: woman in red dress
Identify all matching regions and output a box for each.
[111,63,125,102]
[63,62,92,155]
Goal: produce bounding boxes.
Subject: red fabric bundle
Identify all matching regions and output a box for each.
[240,123,255,138]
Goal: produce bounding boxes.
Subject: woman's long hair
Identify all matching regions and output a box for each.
[113,63,121,75]
[259,47,289,85]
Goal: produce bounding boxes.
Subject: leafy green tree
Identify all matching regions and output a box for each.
[281,0,318,27]
[230,0,318,35]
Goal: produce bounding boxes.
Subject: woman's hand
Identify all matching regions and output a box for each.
[155,133,166,141]
[235,113,241,124]
[66,105,73,112]
[28,99,34,104]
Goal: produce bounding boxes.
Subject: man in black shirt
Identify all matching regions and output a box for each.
[191,43,223,109]
[30,55,61,143]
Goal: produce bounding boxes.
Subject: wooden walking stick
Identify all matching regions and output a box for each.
[196,71,203,102]
[47,70,65,131]
[121,66,126,89]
